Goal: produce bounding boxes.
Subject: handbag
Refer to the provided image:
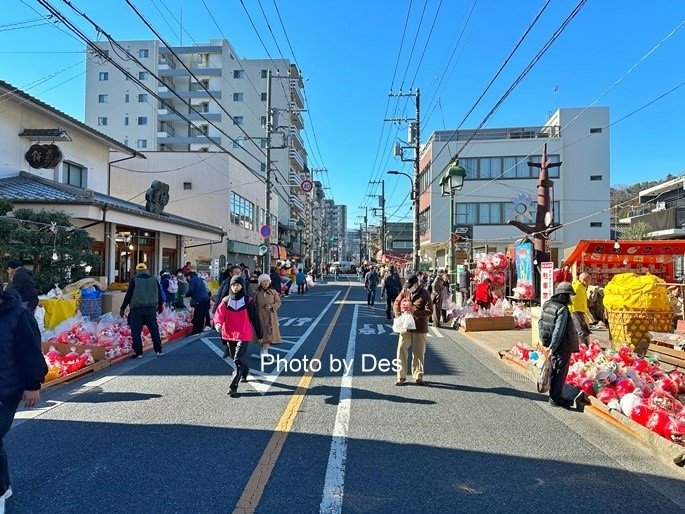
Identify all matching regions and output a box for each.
[537,357,552,394]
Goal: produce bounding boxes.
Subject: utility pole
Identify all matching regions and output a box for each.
[370,179,386,255]
[263,69,273,274]
[359,223,363,265]
[387,88,420,272]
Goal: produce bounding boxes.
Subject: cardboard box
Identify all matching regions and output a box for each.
[41,342,110,389]
[102,291,126,314]
[463,315,516,332]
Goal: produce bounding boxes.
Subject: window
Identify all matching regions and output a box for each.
[138,49,149,58]
[233,116,244,125]
[261,93,267,101]
[590,174,603,181]
[233,138,244,149]
[124,93,130,103]
[98,72,108,81]
[138,94,148,103]
[62,162,86,188]
[230,192,254,230]
[137,116,147,126]
[138,71,148,80]
[183,182,192,190]
[261,69,268,78]
[97,117,107,126]
[590,222,603,227]
[124,116,129,126]
[590,127,602,134]
[233,70,245,79]
[136,139,148,149]
[98,94,108,103]
[233,93,243,101]
[392,241,413,249]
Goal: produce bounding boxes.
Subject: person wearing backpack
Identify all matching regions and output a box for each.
[159,271,177,308]
[538,282,579,409]
[382,265,402,320]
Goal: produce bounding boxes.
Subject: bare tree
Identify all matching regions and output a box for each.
[620,221,653,240]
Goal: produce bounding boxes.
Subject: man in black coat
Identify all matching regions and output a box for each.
[538,282,579,409]
[0,288,48,506]
[5,260,39,313]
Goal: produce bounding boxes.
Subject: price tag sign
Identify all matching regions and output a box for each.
[540,261,554,304]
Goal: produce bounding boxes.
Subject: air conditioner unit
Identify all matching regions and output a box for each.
[652,201,666,212]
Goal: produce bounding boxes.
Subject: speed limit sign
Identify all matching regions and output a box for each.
[300,179,313,193]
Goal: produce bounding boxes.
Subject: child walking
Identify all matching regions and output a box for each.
[213,276,262,397]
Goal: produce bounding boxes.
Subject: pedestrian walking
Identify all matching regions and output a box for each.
[334,265,340,282]
[570,272,592,346]
[213,276,262,398]
[185,270,210,335]
[539,282,579,409]
[119,263,165,358]
[365,266,380,306]
[4,260,39,313]
[256,274,282,357]
[0,288,48,511]
[382,265,402,320]
[431,271,445,328]
[393,274,432,386]
[296,268,306,295]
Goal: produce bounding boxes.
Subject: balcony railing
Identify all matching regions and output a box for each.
[289,148,305,171]
[629,206,685,232]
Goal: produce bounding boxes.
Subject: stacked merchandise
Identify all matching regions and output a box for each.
[507,341,685,446]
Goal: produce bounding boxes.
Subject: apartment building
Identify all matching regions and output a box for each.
[84,39,309,255]
[323,200,347,261]
[418,107,611,268]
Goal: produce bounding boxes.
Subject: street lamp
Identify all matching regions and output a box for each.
[440,159,467,288]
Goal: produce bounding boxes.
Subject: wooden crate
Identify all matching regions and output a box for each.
[42,342,110,389]
[463,315,516,332]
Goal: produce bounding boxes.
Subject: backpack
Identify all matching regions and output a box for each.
[167,277,178,293]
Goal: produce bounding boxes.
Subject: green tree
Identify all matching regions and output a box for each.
[619,221,653,241]
[0,204,100,293]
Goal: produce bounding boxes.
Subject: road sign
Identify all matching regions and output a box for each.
[259,244,269,255]
[260,225,271,238]
[301,179,313,193]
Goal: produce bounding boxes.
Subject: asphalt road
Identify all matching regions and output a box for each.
[5,274,685,513]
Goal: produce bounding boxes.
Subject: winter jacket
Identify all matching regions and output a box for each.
[539,295,578,353]
[431,276,445,303]
[213,295,262,342]
[186,274,209,307]
[365,271,380,288]
[256,287,282,344]
[269,271,282,293]
[8,267,39,312]
[473,282,493,305]
[0,289,48,401]
[121,272,164,312]
[296,271,306,285]
[393,285,432,334]
[383,273,402,298]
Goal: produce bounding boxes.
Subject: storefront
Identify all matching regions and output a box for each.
[563,239,685,286]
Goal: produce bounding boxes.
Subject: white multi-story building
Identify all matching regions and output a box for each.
[323,200,347,261]
[84,39,309,253]
[419,107,611,266]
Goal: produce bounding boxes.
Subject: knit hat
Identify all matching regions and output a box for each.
[257,273,271,285]
[135,263,148,271]
[555,282,575,295]
[5,259,21,270]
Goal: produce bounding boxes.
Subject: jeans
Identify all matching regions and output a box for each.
[0,395,21,497]
[297,283,305,295]
[227,341,249,390]
[367,286,377,305]
[129,306,163,355]
[191,299,210,334]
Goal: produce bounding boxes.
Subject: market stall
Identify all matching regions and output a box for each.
[563,239,685,287]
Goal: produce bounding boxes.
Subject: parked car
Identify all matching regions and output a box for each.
[329,261,354,274]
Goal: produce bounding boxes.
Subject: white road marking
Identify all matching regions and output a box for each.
[320,304,358,513]
[203,290,342,394]
[429,326,444,338]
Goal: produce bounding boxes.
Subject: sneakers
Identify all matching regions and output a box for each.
[240,376,248,383]
[227,387,238,397]
[1,487,13,500]
[155,351,164,356]
[131,354,143,360]
[222,347,230,359]
[395,379,407,386]
[203,326,212,332]
[549,398,574,409]
[415,379,425,386]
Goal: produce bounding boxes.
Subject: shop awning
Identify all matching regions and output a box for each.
[377,252,411,265]
[563,239,685,266]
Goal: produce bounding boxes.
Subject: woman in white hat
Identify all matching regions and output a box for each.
[255,273,282,357]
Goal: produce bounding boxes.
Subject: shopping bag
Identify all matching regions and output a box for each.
[392,312,416,334]
[537,357,552,393]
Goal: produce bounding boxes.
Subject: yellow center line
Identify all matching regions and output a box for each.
[233,285,352,514]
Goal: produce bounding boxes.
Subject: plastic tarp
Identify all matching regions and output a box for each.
[42,298,79,330]
[604,273,671,311]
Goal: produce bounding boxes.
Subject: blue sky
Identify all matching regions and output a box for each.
[2,1,685,228]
